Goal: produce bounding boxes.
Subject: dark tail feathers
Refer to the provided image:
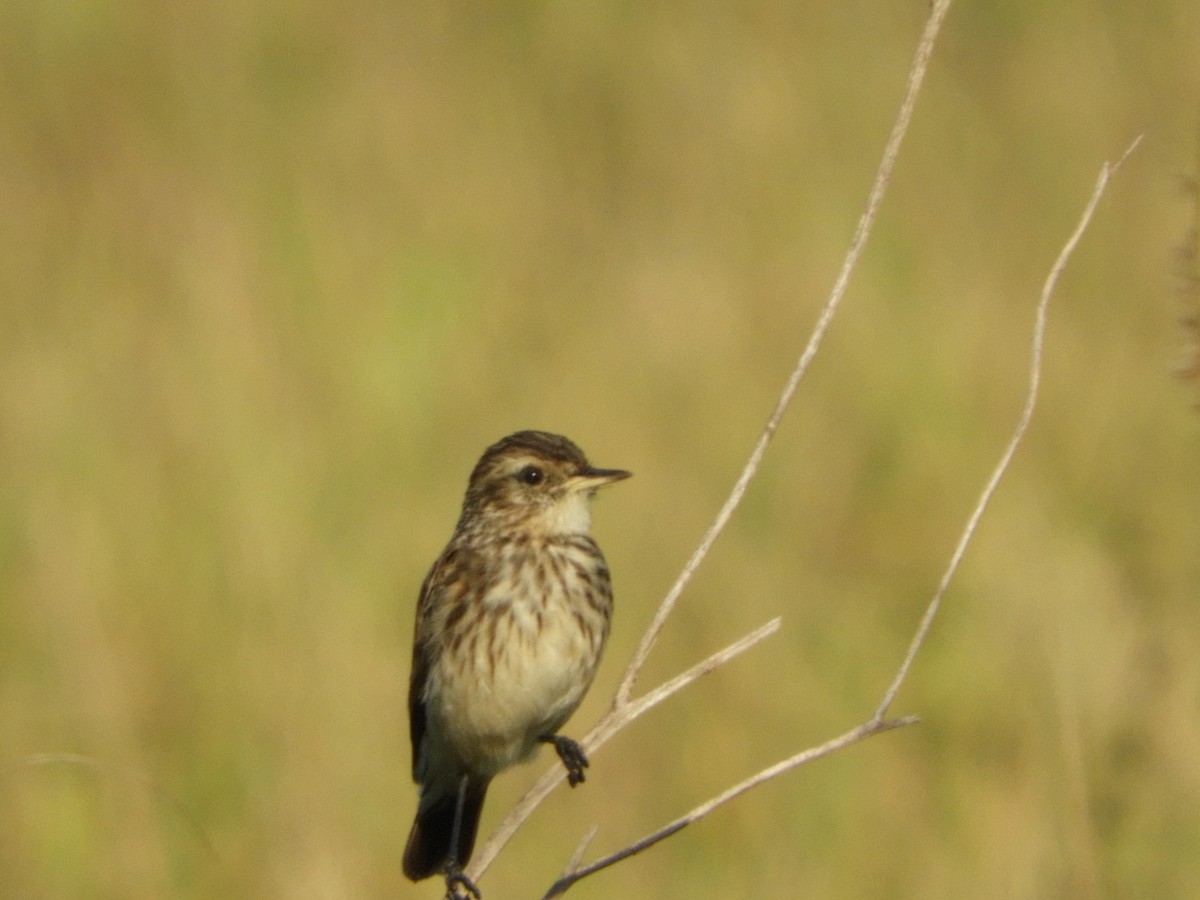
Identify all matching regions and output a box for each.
[403,779,490,882]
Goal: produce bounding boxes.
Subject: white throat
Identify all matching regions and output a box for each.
[542,491,592,535]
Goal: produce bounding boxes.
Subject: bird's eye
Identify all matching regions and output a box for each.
[517,465,544,486]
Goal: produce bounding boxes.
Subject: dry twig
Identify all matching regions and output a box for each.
[463,0,1141,893]
[542,131,1143,899]
[466,0,955,888]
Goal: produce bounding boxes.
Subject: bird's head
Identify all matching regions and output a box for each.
[460,430,630,536]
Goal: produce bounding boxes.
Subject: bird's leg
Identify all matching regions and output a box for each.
[442,775,481,899]
[539,734,589,787]
[443,867,480,900]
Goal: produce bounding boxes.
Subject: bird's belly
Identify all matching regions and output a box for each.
[432,603,602,776]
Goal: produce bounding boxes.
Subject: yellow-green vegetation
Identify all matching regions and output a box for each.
[2,2,1198,898]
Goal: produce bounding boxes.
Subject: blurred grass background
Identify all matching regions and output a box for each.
[2,1,1199,897]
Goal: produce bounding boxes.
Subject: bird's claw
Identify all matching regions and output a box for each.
[541,734,590,787]
[443,864,481,899]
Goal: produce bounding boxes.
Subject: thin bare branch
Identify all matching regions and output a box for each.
[543,716,916,899]
[873,133,1144,721]
[557,825,598,887]
[464,0,958,892]
[614,0,957,709]
[535,128,1143,900]
[466,618,781,880]
[589,617,782,748]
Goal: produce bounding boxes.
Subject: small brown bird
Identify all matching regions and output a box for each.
[403,431,630,895]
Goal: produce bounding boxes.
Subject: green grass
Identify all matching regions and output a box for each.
[2,1,1199,897]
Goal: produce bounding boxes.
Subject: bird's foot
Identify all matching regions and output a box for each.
[442,863,481,900]
[540,734,589,787]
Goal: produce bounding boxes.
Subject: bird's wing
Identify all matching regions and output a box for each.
[407,547,459,780]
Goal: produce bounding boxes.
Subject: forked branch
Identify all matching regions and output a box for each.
[541,134,1143,898]
[462,0,1140,893]
[465,0,955,889]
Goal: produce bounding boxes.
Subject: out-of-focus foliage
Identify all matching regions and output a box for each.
[2,2,1198,897]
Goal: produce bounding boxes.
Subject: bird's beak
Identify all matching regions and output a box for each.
[571,467,632,492]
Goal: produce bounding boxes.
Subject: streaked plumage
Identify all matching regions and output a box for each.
[403,431,630,892]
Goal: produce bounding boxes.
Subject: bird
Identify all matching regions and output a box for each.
[403,430,630,896]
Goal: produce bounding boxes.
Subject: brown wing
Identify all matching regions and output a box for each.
[407,546,458,781]
[407,566,435,780]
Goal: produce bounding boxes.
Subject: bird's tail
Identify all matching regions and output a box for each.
[403,778,490,882]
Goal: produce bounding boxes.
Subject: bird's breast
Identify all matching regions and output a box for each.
[429,537,612,775]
